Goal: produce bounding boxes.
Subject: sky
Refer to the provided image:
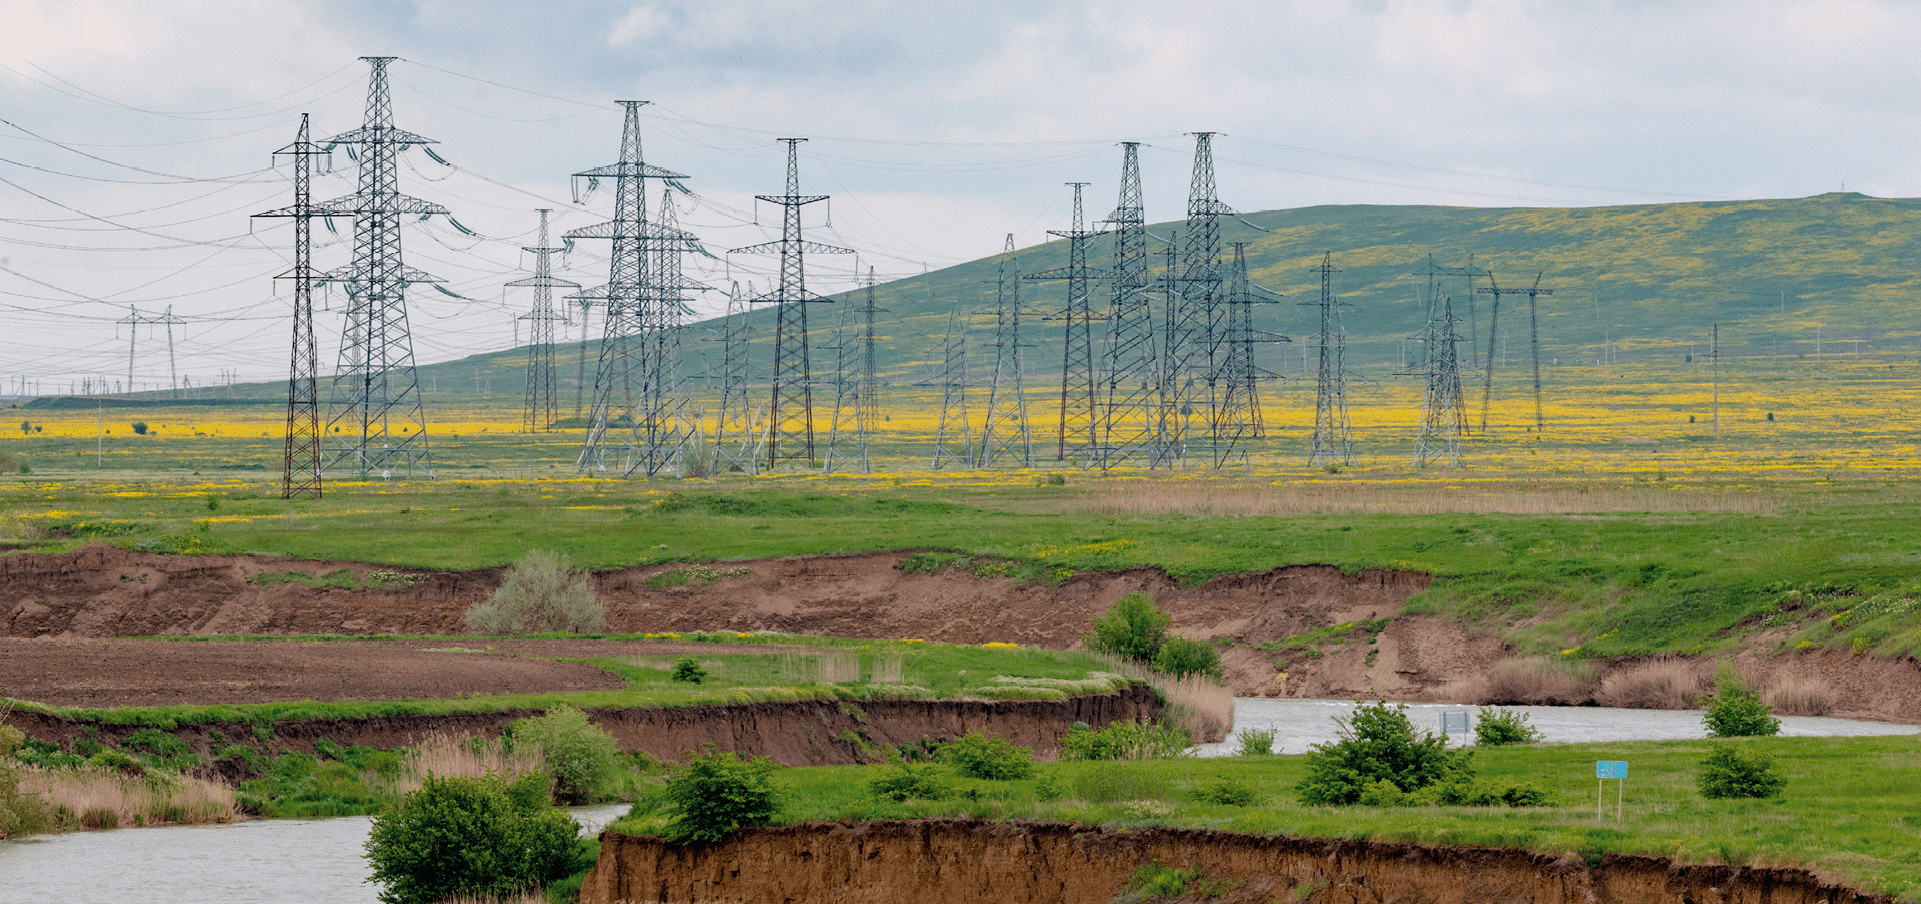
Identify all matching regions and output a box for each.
[1,0,1917,392]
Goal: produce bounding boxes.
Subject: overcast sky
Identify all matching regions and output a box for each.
[1,0,1915,390]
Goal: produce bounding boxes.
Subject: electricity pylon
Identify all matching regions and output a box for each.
[1096,142,1157,470]
[1026,183,1106,463]
[823,280,870,474]
[1156,133,1232,467]
[1408,292,1469,468]
[714,280,759,474]
[637,190,697,476]
[254,113,326,499]
[977,236,1032,468]
[315,57,442,479]
[930,290,972,469]
[509,209,577,432]
[1474,272,1554,434]
[1210,242,1282,467]
[568,101,689,476]
[1306,253,1352,466]
[731,139,853,469]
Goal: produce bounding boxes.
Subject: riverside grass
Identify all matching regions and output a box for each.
[634,734,1921,901]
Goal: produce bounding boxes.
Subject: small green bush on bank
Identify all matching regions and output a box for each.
[661,748,782,845]
[363,773,581,904]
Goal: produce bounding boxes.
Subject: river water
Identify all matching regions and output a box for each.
[4,704,1915,902]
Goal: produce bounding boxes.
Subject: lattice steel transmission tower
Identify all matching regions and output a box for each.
[1306,253,1352,466]
[568,101,691,476]
[254,113,325,499]
[1026,183,1105,462]
[732,139,852,469]
[1156,134,1233,467]
[314,57,443,478]
[857,270,881,436]
[977,236,1032,468]
[1474,273,1553,434]
[1211,242,1283,467]
[1408,292,1469,468]
[824,268,884,474]
[509,209,576,432]
[713,280,760,473]
[930,288,972,469]
[1097,142,1158,470]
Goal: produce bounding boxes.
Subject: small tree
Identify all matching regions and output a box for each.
[1474,707,1543,746]
[1703,674,1781,738]
[1151,636,1224,682]
[1297,699,1464,805]
[1084,592,1170,661]
[670,657,707,684]
[466,549,605,635]
[363,773,580,904]
[510,705,619,804]
[939,731,1034,780]
[1698,745,1785,799]
[130,421,148,435]
[662,748,782,845]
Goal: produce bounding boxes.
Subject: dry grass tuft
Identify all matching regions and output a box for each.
[435,892,548,904]
[19,765,238,828]
[1094,653,1234,743]
[1479,656,1599,706]
[1596,657,1710,709]
[389,732,546,798]
[1764,674,1838,716]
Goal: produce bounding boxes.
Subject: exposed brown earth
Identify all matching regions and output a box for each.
[584,819,1890,904]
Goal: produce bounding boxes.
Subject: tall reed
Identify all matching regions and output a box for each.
[19,766,238,829]
[388,732,546,798]
[1094,653,1234,743]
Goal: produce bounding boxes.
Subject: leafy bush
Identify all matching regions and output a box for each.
[1473,707,1543,746]
[1034,771,1066,801]
[363,773,580,904]
[510,706,619,804]
[939,731,1033,780]
[1297,699,1465,805]
[1703,674,1781,738]
[1194,774,1257,806]
[130,421,148,435]
[1058,719,1192,761]
[465,549,604,635]
[1084,592,1169,661]
[662,748,782,845]
[1234,727,1279,756]
[1699,745,1786,799]
[1,723,55,838]
[670,657,707,684]
[1151,636,1224,682]
[866,761,954,802]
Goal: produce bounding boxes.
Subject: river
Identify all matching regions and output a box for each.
[4,703,1915,902]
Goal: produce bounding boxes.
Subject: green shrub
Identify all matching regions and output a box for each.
[670,657,707,684]
[866,761,955,802]
[465,549,605,635]
[1473,707,1543,746]
[1151,636,1224,682]
[1703,680,1781,738]
[1194,774,1257,807]
[1234,727,1279,756]
[1084,592,1170,662]
[939,731,1033,780]
[1113,863,1234,904]
[1058,719,1192,761]
[363,772,580,904]
[1034,771,1066,802]
[662,748,782,845]
[510,706,619,804]
[131,421,148,435]
[1699,745,1786,799]
[1297,699,1465,805]
[1,723,56,838]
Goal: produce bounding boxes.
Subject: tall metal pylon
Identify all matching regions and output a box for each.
[1407,292,1469,468]
[314,57,442,479]
[571,297,593,420]
[1152,237,1182,465]
[567,101,689,476]
[1096,142,1158,470]
[857,270,881,436]
[977,236,1033,468]
[1306,253,1353,466]
[254,113,325,499]
[1474,272,1554,434]
[1026,183,1105,463]
[1211,243,1285,467]
[930,288,972,469]
[1156,133,1232,467]
[509,209,577,432]
[714,280,759,474]
[731,139,853,469]
[822,277,870,474]
[636,190,697,476]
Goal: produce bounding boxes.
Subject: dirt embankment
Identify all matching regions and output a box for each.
[8,684,1160,770]
[584,819,1889,904]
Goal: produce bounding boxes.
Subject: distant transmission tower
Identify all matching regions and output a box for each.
[509,209,576,432]
[639,191,697,476]
[714,280,759,474]
[1306,253,1352,466]
[315,57,442,478]
[1209,242,1272,467]
[1157,133,1232,467]
[254,113,325,499]
[569,101,690,476]
[731,139,853,469]
[1474,272,1553,434]
[857,270,881,436]
[930,288,972,469]
[823,280,870,474]
[1408,292,1469,468]
[977,237,1033,468]
[1026,183,1105,463]
[1097,142,1158,470]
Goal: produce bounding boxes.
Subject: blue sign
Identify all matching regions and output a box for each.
[1440,711,1470,734]
[1596,760,1628,779]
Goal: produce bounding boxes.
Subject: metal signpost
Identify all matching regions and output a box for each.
[1596,760,1627,820]
[1440,710,1471,743]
